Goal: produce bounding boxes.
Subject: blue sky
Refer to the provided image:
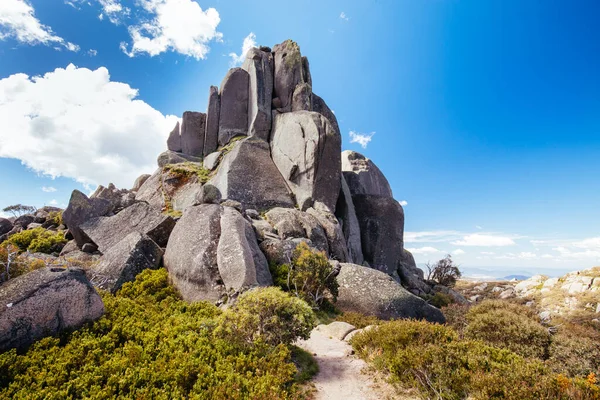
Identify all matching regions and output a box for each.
[0,0,599,278]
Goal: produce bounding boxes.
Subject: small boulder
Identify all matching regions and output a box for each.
[0,218,13,237]
[81,243,98,254]
[62,190,112,247]
[132,174,151,192]
[315,321,356,341]
[265,208,329,253]
[0,267,104,352]
[203,151,221,170]
[91,232,163,293]
[14,215,34,229]
[336,263,445,323]
[80,202,176,253]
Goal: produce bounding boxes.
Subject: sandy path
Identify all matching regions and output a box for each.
[296,329,395,400]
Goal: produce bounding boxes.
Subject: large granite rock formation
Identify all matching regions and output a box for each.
[0,268,104,352]
[342,150,393,197]
[218,68,249,146]
[242,47,274,140]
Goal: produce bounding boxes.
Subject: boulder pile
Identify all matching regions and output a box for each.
[1,40,450,351]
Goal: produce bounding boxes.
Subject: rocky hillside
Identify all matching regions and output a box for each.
[0,39,459,353]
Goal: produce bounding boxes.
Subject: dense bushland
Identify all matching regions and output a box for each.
[0,269,317,400]
[351,299,600,400]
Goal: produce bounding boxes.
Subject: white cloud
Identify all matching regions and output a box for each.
[98,0,129,23]
[541,254,553,259]
[475,225,482,230]
[0,64,178,189]
[88,49,98,56]
[451,234,516,247]
[349,131,374,149]
[48,199,58,205]
[406,246,444,255]
[229,32,256,66]
[404,230,461,244]
[120,0,222,60]
[480,251,495,255]
[517,252,536,259]
[399,200,408,206]
[0,0,79,51]
[572,237,600,250]
[42,186,57,192]
[339,12,349,21]
[452,249,465,255]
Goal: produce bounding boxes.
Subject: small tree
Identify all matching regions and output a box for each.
[272,242,339,309]
[426,255,461,288]
[0,243,19,283]
[2,204,36,218]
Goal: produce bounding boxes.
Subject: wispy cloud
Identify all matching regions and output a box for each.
[48,199,58,205]
[339,12,349,21]
[0,0,79,51]
[399,200,408,206]
[42,186,57,193]
[349,131,374,149]
[453,249,465,255]
[406,246,445,255]
[229,32,256,66]
[451,234,516,247]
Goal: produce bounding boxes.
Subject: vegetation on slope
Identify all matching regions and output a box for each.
[0,269,318,400]
[351,299,600,400]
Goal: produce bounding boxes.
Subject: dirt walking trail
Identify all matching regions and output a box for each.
[297,329,396,400]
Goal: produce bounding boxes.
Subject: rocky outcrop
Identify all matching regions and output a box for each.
[167,121,182,152]
[208,138,294,210]
[218,68,249,146]
[204,86,220,156]
[80,202,175,253]
[0,218,13,237]
[62,190,112,247]
[306,208,348,262]
[91,183,136,214]
[342,150,393,197]
[335,176,364,265]
[311,93,340,135]
[270,111,341,211]
[352,195,404,279]
[157,150,202,168]
[181,112,206,158]
[336,263,445,323]
[265,208,329,253]
[216,207,272,291]
[242,48,273,140]
[272,40,306,112]
[132,174,151,192]
[0,267,104,352]
[91,232,163,293]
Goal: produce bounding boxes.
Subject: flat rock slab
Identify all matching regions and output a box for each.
[296,329,396,400]
[315,321,356,341]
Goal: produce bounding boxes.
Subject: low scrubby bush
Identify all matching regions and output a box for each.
[351,319,600,400]
[464,300,551,359]
[335,311,381,329]
[4,227,66,254]
[548,323,600,378]
[217,286,315,346]
[269,242,339,308]
[0,243,46,282]
[0,269,308,399]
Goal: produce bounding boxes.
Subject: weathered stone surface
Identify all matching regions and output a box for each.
[335,175,364,265]
[59,240,79,256]
[132,174,151,192]
[272,40,304,112]
[259,238,310,266]
[164,204,225,303]
[336,263,445,323]
[342,150,393,198]
[14,215,34,228]
[91,232,163,293]
[0,218,13,236]
[218,68,249,146]
[82,243,98,253]
[270,111,341,211]
[315,321,356,341]
[208,138,294,210]
[0,267,104,352]
[265,208,329,253]
[311,93,340,136]
[306,208,348,262]
[398,249,431,295]
[167,121,182,152]
[157,150,202,168]
[134,169,164,209]
[301,56,312,87]
[251,219,277,241]
[181,112,206,157]
[216,207,272,291]
[242,47,273,140]
[80,202,176,252]
[204,86,220,156]
[63,190,112,247]
[353,195,404,278]
[91,184,136,214]
[203,151,221,170]
[292,82,312,111]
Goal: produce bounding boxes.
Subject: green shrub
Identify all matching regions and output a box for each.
[548,327,600,378]
[216,286,316,346]
[271,242,339,309]
[46,211,63,226]
[336,312,381,329]
[290,345,319,383]
[163,162,211,183]
[351,319,600,400]
[465,300,551,359]
[0,269,306,399]
[0,243,46,282]
[442,303,470,334]
[425,291,453,308]
[5,227,67,254]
